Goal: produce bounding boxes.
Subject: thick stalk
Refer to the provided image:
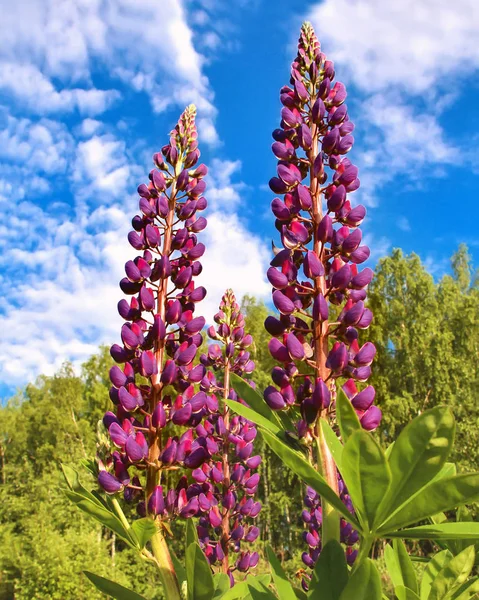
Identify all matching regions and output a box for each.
[146,168,181,596]
[151,528,182,600]
[220,360,232,573]
[309,123,340,543]
[147,172,179,501]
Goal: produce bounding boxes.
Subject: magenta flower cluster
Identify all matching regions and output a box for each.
[98,105,217,516]
[196,289,261,582]
[264,22,382,582]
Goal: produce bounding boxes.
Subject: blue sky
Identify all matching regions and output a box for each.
[0,0,478,397]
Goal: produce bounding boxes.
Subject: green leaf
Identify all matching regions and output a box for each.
[376,407,455,525]
[378,474,479,533]
[395,586,421,600]
[320,419,344,472]
[394,539,418,594]
[83,571,147,600]
[340,430,391,531]
[226,400,280,435]
[170,549,187,595]
[384,544,403,590]
[186,541,215,600]
[61,463,106,507]
[130,518,156,549]
[213,573,231,598]
[308,540,348,599]
[336,389,361,442]
[293,586,308,599]
[420,550,453,599]
[220,582,251,600]
[448,577,479,599]
[384,541,417,596]
[265,546,296,600]
[186,517,199,549]
[65,490,135,547]
[209,576,272,600]
[247,582,278,600]
[388,523,479,541]
[429,546,476,600]
[230,373,283,428]
[260,428,361,529]
[339,559,382,600]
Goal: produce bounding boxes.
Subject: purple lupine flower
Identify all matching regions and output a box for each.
[265,23,382,587]
[191,289,261,583]
[98,105,220,524]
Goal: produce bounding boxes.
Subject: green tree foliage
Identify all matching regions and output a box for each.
[368,246,479,471]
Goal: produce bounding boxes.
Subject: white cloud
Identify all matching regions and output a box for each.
[306,0,479,205]
[0,113,73,174]
[0,0,218,142]
[200,211,270,322]
[0,63,120,115]
[72,135,133,199]
[308,0,479,94]
[206,158,246,210]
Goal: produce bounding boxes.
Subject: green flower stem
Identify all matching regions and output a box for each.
[150,528,182,600]
[352,536,374,573]
[111,496,132,532]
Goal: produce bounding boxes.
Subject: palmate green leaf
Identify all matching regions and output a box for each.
[130,518,156,549]
[260,428,361,529]
[388,523,479,541]
[395,586,421,600]
[225,400,280,435]
[336,389,361,442]
[420,550,453,600]
[376,407,455,526]
[340,430,391,531]
[186,541,215,600]
[83,571,147,600]
[428,546,476,600]
[378,473,479,534]
[338,558,382,600]
[65,490,136,548]
[308,540,348,599]
[265,546,296,600]
[320,419,344,472]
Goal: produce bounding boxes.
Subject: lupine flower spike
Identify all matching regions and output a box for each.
[198,290,261,585]
[98,105,213,599]
[265,22,381,589]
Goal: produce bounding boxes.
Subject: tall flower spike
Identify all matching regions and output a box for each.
[196,290,261,585]
[99,105,213,599]
[266,23,381,588]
